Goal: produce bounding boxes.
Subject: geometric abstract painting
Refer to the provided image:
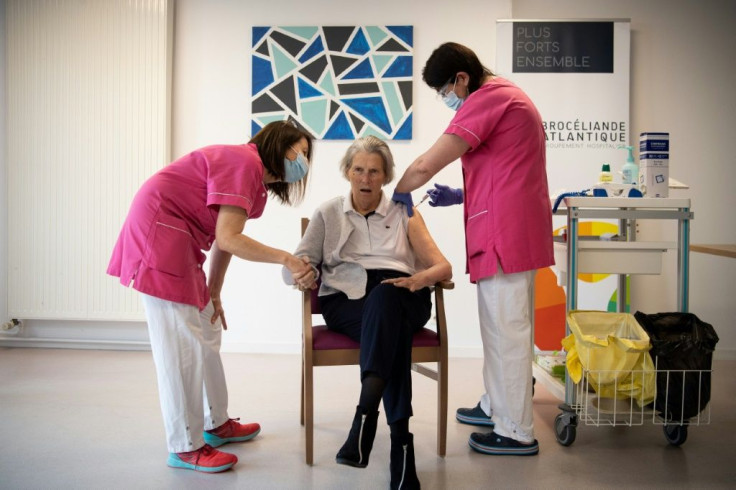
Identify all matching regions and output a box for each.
[251,26,413,140]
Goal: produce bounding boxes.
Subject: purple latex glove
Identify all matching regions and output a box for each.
[391,190,414,217]
[426,183,464,207]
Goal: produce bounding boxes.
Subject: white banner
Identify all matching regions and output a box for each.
[497,19,631,312]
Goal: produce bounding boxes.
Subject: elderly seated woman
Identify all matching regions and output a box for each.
[284,136,452,490]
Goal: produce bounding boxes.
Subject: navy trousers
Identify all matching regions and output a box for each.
[319,269,432,424]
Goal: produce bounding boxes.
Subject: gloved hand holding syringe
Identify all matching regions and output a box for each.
[402,184,463,212]
[422,183,464,207]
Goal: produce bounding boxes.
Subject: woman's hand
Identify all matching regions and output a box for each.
[210,295,228,330]
[286,255,317,290]
[291,256,318,290]
[426,183,464,207]
[381,275,426,292]
[391,190,415,217]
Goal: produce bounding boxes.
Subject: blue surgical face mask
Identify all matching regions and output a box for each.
[283,146,309,183]
[441,77,465,111]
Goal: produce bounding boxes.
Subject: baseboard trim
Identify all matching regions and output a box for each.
[0,336,488,359]
[0,337,151,351]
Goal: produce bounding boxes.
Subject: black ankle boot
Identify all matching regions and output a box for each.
[336,406,379,468]
[390,432,420,490]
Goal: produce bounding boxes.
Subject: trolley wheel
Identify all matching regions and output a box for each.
[555,413,577,446]
[663,424,688,446]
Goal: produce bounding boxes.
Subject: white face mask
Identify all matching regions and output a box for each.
[441,77,465,111]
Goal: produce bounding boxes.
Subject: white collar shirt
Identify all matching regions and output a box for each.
[341,191,416,275]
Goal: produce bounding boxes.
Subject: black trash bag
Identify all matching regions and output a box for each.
[634,312,719,421]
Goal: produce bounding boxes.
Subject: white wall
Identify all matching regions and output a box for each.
[513,0,736,356]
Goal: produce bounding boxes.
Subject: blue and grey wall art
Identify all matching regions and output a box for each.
[251,26,413,140]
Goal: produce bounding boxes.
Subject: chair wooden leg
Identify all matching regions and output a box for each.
[300,358,305,426]
[438,358,448,457]
[305,364,314,465]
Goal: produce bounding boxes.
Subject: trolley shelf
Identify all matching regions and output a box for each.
[553,239,676,276]
[532,363,565,401]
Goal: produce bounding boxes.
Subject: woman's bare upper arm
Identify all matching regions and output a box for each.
[407,210,448,269]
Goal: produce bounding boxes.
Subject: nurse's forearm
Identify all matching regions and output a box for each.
[218,233,293,267]
[395,157,434,193]
[207,241,232,295]
[214,204,307,274]
[396,134,469,193]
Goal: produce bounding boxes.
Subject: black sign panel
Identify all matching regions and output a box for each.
[512,22,614,73]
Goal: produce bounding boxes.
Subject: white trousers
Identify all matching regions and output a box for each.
[141,294,229,453]
[477,267,536,443]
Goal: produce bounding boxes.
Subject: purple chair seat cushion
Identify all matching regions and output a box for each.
[411,327,441,347]
[312,326,360,350]
[312,325,439,351]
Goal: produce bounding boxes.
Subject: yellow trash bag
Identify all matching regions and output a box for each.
[562,311,656,407]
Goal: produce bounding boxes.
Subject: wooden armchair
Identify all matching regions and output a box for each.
[298,217,453,465]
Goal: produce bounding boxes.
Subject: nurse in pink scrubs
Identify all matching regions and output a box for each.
[392,43,554,456]
[107,120,316,473]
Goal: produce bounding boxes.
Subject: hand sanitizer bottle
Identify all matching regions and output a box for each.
[619,145,639,185]
[599,163,613,183]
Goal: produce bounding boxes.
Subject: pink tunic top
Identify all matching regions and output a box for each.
[107,143,268,309]
[445,77,554,282]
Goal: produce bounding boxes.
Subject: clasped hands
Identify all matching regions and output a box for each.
[290,255,318,291]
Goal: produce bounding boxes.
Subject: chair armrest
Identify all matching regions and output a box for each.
[435,280,454,290]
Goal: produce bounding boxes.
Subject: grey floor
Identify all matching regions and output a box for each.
[0,348,734,489]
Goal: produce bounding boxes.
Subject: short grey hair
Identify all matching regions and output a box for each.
[339,136,395,184]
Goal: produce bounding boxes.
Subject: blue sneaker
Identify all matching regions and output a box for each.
[456,403,494,427]
[469,432,539,456]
